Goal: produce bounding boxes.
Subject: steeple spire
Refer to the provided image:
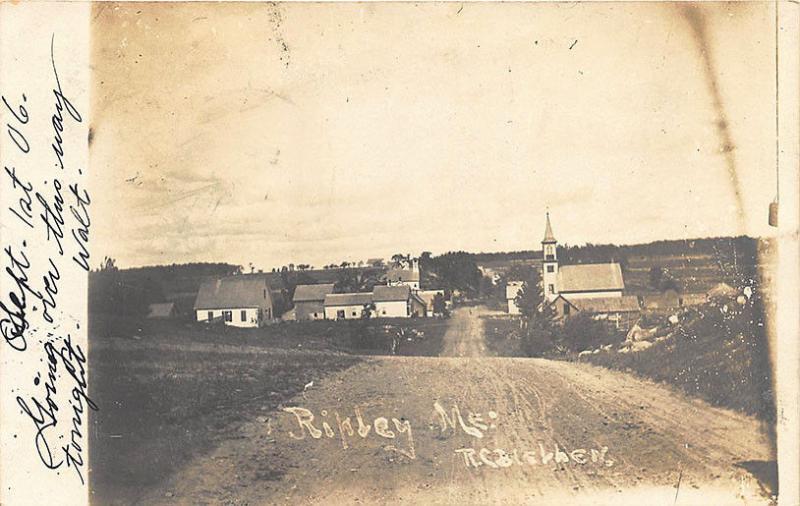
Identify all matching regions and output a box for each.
[543,212,556,244]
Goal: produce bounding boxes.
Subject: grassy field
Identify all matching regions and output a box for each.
[89,342,359,504]
[482,315,526,356]
[91,314,450,356]
[89,315,449,503]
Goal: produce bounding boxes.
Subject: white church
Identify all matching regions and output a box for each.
[507,214,640,329]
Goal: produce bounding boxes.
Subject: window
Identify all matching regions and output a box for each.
[352,311,357,317]
[563,303,570,315]
[337,309,345,319]
[263,289,267,299]
[313,312,318,319]
[223,310,232,322]
[207,311,213,321]
[241,310,247,321]
[548,284,555,294]
[547,265,555,273]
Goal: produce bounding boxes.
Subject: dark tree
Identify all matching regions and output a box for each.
[649,266,664,289]
[432,292,448,317]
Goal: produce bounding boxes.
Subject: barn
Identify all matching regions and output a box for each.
[293,283,335,321]
[324,293,374,320]
[194,276,276,328]
[551,295,641,330]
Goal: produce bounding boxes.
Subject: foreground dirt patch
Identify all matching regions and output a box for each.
[140,356,774,505]
[89,339,360,505]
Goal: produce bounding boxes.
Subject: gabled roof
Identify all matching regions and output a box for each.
[550,294,579,310]
[385,268,420,283]
[324,292,373,307]
[293,283,335,302]
[417,289,444,309]
[410,292,426,305]
[147,302,175,318]
[557,263,624,293]
[373,285,411,302]
[542,212,557,243]
[195,276,270,310]
[223,272,286,291]
[568,295,640,313]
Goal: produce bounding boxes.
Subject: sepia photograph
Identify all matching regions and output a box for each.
[1,1,798,505]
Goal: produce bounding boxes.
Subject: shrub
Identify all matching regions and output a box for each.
[553,313,621,353]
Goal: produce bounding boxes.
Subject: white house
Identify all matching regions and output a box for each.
[373,285,426,318]
[324,293,374,320]
[385,267,420,290]
[506,281,524,315]
[194,276,275,328]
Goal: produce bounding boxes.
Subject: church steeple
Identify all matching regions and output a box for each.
[541,212,559,302]
[542,211,556,244]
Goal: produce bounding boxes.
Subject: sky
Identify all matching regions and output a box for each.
[91,2,777,270]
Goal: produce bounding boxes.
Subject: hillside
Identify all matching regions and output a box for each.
[585,296,774,423]
[476,236,772,296]
[89,236,772,320]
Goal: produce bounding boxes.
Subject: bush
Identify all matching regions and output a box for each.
[522,327,557,357]
[554,314,622,353]
[520,313,623,357]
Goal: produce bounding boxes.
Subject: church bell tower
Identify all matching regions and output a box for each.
[542,212,559,302]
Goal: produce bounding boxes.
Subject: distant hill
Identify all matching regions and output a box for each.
[89,262,245,317]
[90,236,773,319]
[475,236,773,295]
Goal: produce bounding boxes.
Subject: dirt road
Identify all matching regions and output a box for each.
[143,308,774,505]
[440,306,500,357]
